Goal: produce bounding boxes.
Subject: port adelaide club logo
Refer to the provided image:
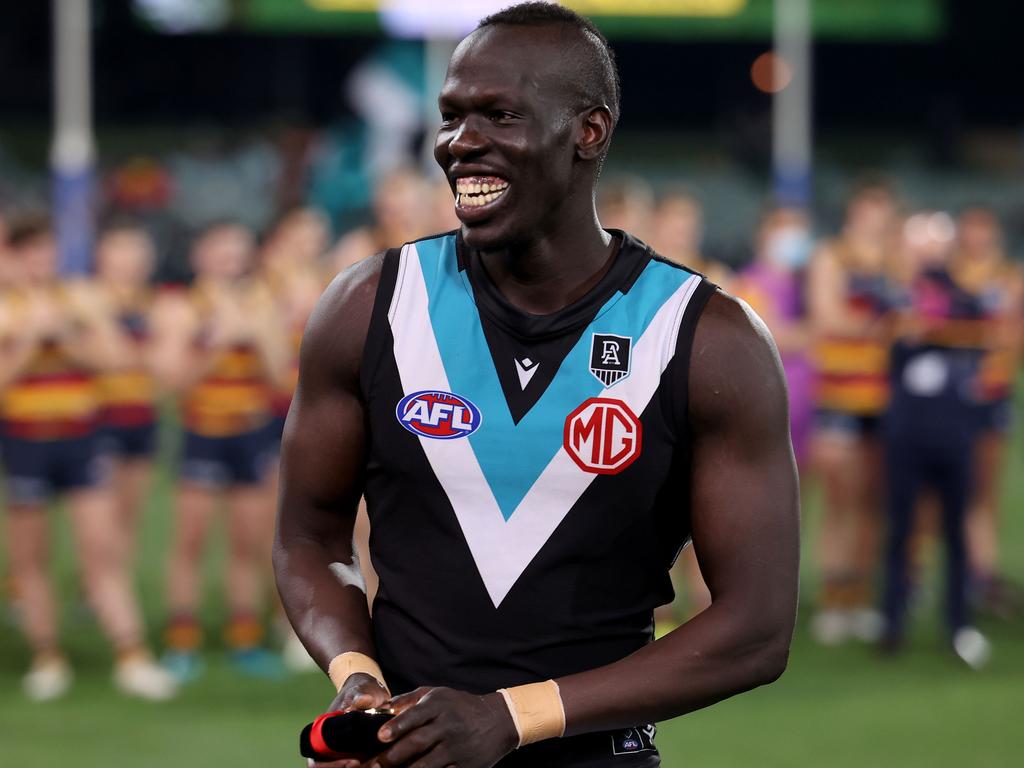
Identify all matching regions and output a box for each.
[396,390,482,440]
[590,333,632,387]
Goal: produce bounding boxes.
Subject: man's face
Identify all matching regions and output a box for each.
[97,230,155,287]
[434,26,582,251]
[192,225,254,281]
[15,234,58,284]
[846,189,896,241]
[957,210,1000,256]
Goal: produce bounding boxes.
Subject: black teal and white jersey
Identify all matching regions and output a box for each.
[358,230,716,766]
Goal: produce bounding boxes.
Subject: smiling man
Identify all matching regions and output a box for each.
[274,4,799,768]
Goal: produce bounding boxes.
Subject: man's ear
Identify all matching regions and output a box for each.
[576,106,614,162]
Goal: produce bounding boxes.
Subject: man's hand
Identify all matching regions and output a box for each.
[335,672,392,714]
[308,674,392,768]
[361,687,518,768]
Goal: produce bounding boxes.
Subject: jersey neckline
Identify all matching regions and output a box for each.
[455,229,652,342]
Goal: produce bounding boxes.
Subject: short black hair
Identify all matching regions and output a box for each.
[478,2,621,127]
[6,212,52,249]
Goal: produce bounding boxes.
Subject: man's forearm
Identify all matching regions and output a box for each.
[272,533,377,674]
[557,599,792,736]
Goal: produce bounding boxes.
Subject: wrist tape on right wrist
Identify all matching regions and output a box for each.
[497,680,566,747]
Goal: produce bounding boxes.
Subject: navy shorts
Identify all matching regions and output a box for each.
[180,428,273,489]
[814,408,882,439]
[497,727,660,767]
[100,422,157,460]
[1,434,111,506]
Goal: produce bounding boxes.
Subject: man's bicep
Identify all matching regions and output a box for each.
[687,294,800,632]
[279,383,366,539]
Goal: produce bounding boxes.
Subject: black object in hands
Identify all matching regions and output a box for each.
[299,708,395,761]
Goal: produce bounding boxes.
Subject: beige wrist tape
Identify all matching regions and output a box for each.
[327,651,390,696]
[497,680,566,747]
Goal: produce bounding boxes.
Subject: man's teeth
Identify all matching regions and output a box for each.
[455,181,509,208]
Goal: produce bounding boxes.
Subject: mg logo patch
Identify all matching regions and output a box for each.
[396,390,482,440]
[590,333,631,387]
[563,398,642,475]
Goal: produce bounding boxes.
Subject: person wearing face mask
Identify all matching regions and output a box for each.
[733,206,813,469]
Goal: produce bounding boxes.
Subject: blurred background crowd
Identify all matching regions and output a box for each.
[1,1,1023,766]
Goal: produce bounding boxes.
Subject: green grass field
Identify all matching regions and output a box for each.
[2,416,1023,767]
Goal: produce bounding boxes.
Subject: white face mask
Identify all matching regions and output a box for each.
[765,225,812,270]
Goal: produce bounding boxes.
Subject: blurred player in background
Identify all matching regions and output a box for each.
[734,205,813,470]
[259,206,331,670]
[0,215,176,701]
[647,188,730,630]
[881,210,993,667]
[951,207,1024,616]
[331,167,435,276]
[808,180,898,645]
[155,221,289,681]
[596,174,655,242]
[650,187,732,288]
[94,221,159,565]
[261,207,330,450]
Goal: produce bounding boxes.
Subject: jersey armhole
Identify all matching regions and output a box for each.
[670,279,719,437]
[359,248,403,403]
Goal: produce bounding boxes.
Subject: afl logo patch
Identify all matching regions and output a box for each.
[396,391,482,440]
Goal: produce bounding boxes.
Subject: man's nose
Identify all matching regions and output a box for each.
[447,116,488,159]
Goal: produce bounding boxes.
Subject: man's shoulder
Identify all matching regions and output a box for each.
[688,289,787,429]
[301,252,387,386]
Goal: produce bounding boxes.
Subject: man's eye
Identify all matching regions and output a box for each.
[439,113,459,127]
[490,111,518,123]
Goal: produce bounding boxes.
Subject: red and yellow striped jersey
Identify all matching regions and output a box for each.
[1,289,100,439]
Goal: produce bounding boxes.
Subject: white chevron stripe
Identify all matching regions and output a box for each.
[388,243,701,607]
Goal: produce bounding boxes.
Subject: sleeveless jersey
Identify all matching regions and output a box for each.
[962,263,1018,404]
[360,231,715,752]
[181,287,270,437]
[813,241,894,415]
[100,303,157,428]
[1,289,100,440]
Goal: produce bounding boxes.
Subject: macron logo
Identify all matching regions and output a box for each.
[514,357,540,390]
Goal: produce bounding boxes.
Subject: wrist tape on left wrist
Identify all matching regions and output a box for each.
[496,679,566,747]
[327,651,390,696]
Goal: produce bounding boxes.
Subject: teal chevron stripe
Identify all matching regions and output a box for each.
[415,236,692,521]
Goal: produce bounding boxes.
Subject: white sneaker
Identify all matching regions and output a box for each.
[952,627,992,670]
[848,608,885,643]
[282,631,319,673]
[811,609,851,646]
[114,656,179,701]
[23,656,73,701]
